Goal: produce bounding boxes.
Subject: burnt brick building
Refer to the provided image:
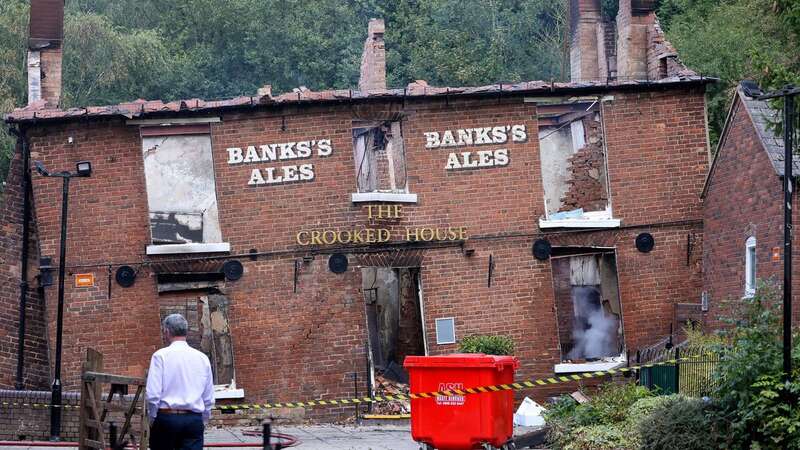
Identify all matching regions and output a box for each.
[1,0,712,433]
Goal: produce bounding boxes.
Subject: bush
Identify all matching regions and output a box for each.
[712,282,800,448]
[562,425,635,450]
[544,382,652,450]
[636,396,719,450]
[458,335,514,355]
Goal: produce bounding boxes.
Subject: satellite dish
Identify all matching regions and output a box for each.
[532,239,552,260]
[222,260,244,281]
[636,233,655,253]
[329,253,349,274]
[115,265,136,288]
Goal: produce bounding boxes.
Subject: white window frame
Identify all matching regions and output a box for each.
[745,236,756,298]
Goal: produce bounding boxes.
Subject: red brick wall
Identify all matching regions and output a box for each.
[0,141,50,391]
[17,86,708,417]
[702,97,800,327]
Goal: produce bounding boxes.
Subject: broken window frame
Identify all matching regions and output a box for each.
[138,123,230,255]
[532,96,620,229]
[351,120,417,203]
[549,248,627,374]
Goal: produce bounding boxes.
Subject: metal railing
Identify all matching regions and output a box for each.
[636,342,720,397]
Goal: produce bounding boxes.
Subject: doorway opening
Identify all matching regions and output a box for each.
[551,249,625,372]
[362,267,426,414]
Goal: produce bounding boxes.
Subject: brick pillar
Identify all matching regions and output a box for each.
[569,0,602,82]
[616,0,652,81]
[359,19,387,92]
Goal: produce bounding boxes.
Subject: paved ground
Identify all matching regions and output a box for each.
[208,424,418,449]
[0,424,544,450]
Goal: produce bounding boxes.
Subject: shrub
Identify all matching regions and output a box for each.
[636,396,720,450]
[458,335,514,355]
[562,425,635,450]
[712,282,800,448]
[544,382,652,450]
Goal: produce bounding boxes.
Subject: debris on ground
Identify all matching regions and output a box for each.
[372,373,410,415]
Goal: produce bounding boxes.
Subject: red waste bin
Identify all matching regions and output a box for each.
[404,354,519,450]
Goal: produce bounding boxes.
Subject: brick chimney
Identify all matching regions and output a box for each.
[616,0,654,80]
[27,0,64,108]
[569,0,604,82]
[359,19,386,92]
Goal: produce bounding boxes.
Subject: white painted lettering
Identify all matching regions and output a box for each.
[495,148,509,166]
[474,127,493,145]
[279,142,297,159]
[461,152,479,168]
[441,130,456,147]
[299,163,315,181]
[248,168,266,185]
[283,165,300,182]
[511,124,527,142]
[456,129,473,146]
[424,132,441,148]
[260,144,277,161]
[445,152,462,170]
[491,126,508,144]
[243,145,259,163]
[317,139,333,156]
[227,147,243,164]
[296,141,312,158]
[477,150,494,167]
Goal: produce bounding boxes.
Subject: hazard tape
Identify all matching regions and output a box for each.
[0,353,709,412]
[212,353,709,411]
[0,401,79,409]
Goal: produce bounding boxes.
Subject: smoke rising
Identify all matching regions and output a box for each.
[567,286,620,360]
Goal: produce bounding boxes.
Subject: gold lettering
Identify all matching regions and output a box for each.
[377,205,392,218]
[296,231,311,245]
[378,229,391,242]
[366,205,375,219]
[310,230,322,245]
[352,229,364,243]
[420,228,435,241]
[322,230,337,245]
[337,230,352,244]
[447,228,458,240]
[406,228,420,241]
[458,227,468,240]
[394,205,403,218]
[435,228,447,240]
[365,228,376,243]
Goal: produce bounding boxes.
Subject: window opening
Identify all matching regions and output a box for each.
[551,250,624,368]
[745,236,756,297]
[158,293,241,397]
[353,120,408,193]
[141,128,223,248]
[538,101,614,225]
[362,267,424,415]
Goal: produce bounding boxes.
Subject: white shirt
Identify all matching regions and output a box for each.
[146,340,215,423]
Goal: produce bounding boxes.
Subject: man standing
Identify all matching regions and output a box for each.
[146,314,215,450]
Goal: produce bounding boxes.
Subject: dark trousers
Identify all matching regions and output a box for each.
[150,412,204,450]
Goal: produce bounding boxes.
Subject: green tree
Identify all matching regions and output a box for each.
[658,0,800,147]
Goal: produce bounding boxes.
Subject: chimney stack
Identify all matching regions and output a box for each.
[569,0,604,83]
[27,0,64,108]
[616,0,654,80]
[359,19,386,92]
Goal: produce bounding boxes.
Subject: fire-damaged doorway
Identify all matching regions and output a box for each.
[361,267,426,414]
[550,249,625,371]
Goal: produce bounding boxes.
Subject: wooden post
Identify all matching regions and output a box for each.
[79,348,104,450]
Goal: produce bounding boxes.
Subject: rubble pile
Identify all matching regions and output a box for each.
[372,374,410,415]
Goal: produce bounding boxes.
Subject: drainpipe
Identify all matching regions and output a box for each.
[9,125,31,390]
